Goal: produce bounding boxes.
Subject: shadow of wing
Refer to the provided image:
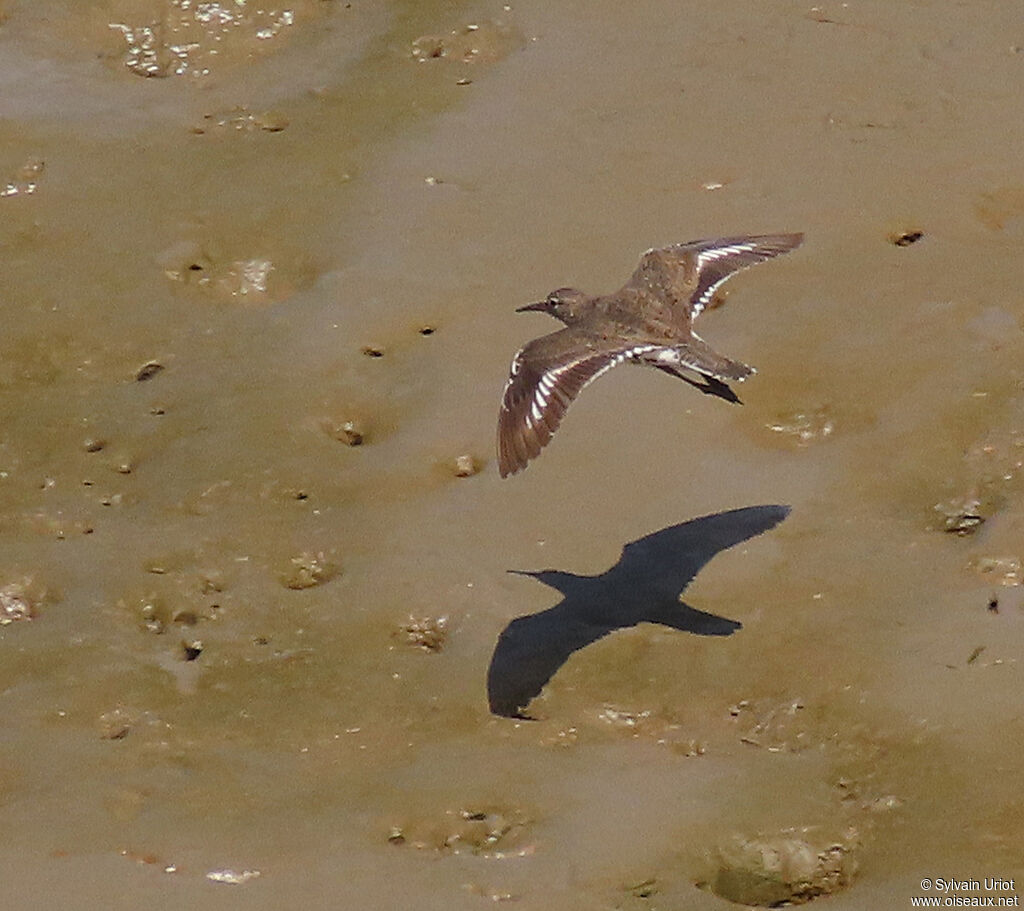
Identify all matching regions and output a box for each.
[606,505,790,599]
[486,598,742,719]
[487,603,613,718]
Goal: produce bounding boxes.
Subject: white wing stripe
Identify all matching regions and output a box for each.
[696,242,757,268]
[523,345,662,428]
[693,276,733,313]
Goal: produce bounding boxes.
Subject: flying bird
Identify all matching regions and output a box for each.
[496,233,804,477]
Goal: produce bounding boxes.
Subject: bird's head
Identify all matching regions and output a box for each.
[516,287,589,325]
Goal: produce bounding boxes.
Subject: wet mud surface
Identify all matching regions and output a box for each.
[2,1,1024,908]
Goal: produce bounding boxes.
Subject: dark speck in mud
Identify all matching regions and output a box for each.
[891,230,924,246]
[181,640,203,661]
[419,325,436,336]
[361,345,385,358]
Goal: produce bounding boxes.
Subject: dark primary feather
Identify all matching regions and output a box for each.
[687,233,803,316]
[627,233,804,320]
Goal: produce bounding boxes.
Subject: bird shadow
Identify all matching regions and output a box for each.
[487,505,790,719]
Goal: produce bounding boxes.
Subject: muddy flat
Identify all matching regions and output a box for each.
[1,1,1023,908]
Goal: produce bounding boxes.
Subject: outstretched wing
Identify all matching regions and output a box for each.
[626,233,803,321]
[497,329,660,478]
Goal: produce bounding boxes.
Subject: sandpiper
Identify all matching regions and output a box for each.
[496,233,803,477]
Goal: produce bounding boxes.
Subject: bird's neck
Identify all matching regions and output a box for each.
[515,570,586,593]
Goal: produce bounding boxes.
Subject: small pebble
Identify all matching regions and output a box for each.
[135,361,164,382]
[334,420,364,446]
[890,230,923,246]
[454,454,479,477]
[934,495,985,535]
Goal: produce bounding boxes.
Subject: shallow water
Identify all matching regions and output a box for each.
[2,1,1024,908]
